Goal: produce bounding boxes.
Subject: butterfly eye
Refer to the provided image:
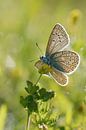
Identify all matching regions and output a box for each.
[40,56,43,60]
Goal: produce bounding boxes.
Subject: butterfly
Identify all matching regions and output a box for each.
[35,23,80,86]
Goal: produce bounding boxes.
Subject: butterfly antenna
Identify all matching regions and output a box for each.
[36,43,43,55]
[29,43,43,63]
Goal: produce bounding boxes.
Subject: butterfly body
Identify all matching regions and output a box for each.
[35,23,80,86]
[40,54,65,72]
[40,56,51,65]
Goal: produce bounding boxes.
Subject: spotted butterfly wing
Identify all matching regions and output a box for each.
[35,60,68,86]
[50,51,80,74]
[50,67,68,86]
[46,23,70,56]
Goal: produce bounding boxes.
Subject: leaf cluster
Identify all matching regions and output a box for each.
[20,80,55,114]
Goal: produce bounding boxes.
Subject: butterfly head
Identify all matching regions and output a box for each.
[40,56,50,65]
[40,56,44,60]
[40,56,46,62]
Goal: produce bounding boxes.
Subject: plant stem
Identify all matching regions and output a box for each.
[26,111,30,130]
[35,74,42,85]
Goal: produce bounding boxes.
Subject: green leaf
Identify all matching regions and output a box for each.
[25,80,39,94]
[38,88,55,101]
[46,91,55,100]
[31,85,39,94]
[33,92,40,100]
[26,80,33,86]
[25,80,33,93]
[25,95,38,113]
[28,99,38,113]
[20,96,27,108]
[20,95,38,113]
[38,88,46,98]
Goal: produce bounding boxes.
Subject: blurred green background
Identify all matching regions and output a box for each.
[0,0,86,130]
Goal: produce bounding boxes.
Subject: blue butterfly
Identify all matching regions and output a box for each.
[35,23,80,86]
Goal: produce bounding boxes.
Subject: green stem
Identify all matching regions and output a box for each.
[26,111,30,130]
[35,74,42,85]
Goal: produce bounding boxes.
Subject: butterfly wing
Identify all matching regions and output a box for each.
[50,67,68,86]
[35,60,68,86]
[46,23,70,56]
[35,60,44,70]
[50,51,80,74]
